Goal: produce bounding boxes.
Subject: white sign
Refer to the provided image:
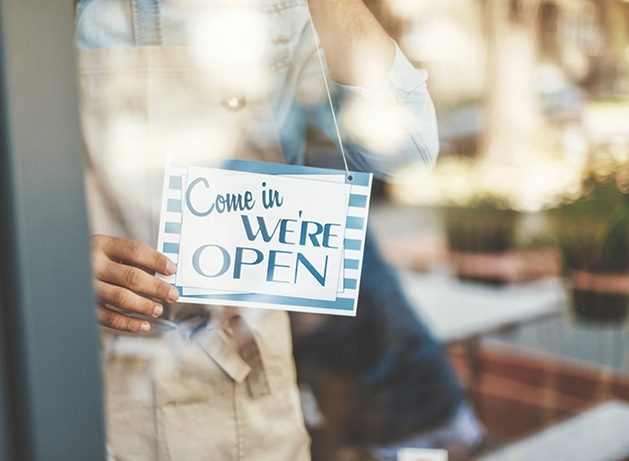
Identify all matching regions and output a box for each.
[177,167,348,299]
[157,158,372,316]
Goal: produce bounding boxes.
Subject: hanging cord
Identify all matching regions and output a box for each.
[304,1,353,182]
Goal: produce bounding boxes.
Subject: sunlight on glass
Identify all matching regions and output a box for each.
[390,154,584,213]
[341,97,409,155]
[189,10,266,66]
[402,18,471,63]
[188,9,269,96]
[584,104,629,141]
[560,123,589,163]
[107,117,238,169]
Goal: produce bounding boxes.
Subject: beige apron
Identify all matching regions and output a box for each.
[78,42,311,461]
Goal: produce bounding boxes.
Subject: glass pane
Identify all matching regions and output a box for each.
[76,0,629,460]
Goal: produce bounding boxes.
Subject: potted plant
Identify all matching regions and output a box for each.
[389,154,582,284]
[548,150,629,322]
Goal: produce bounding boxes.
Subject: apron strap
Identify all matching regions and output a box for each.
[193,315,271,399]
[131,0,163,46]
[227,315,272,399]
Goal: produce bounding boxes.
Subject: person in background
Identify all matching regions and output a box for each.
[291,1,486,446]
[76,0,451,459]
[292,230,485,461]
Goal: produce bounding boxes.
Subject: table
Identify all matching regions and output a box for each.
[398,270,567,343]
[476,400,629,461]
[398,270,568,410]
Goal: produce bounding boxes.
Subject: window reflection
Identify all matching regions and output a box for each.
[76,0,629,460]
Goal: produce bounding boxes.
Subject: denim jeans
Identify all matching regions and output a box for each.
[293,228,475,447]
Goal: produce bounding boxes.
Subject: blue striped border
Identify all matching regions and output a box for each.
[344,258,360,270]
[344,238,362,251]
[163,242,180,254]
[179,291,355,311]
[343,278,357,290]
[346,216,365,230]
[165,222,182,234]
[167,199,182,213]
[348,194,368,208]
[169,175,182,190]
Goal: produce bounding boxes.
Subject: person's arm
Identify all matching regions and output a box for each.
[299,0,439,181]
[91,235,179,333]
[300,1,439,181]
[306,0,395,93]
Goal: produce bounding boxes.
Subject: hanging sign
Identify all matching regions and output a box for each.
[157,157,372,316]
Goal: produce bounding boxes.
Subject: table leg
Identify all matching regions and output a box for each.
[464,335,483,413]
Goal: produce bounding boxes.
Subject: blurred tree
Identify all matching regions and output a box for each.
[598,0,629,94]
[480,0,543,164]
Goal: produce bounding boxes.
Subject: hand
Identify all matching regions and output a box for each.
[91,234,179,333]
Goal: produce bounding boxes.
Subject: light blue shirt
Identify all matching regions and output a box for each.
[75,0,439,180]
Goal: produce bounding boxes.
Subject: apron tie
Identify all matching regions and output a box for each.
[193,314,271,399]
[226,315,272,399]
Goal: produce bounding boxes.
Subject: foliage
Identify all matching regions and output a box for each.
[548,151,629,273]
[442,205,519,253]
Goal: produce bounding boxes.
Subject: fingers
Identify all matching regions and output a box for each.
[97,259,179,304]
[97,305,151,334]
[92,234,176,276]
[92,234,179,304]
[96,280,165,319]
[91,234,180,334]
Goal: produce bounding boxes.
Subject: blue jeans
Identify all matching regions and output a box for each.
[292,228,474,446]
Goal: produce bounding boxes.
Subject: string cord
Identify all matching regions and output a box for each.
[304,1,353,181]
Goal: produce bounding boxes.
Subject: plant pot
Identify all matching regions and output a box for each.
[441,206,520,285]
[571,289,628,322]
[569,271,629,323]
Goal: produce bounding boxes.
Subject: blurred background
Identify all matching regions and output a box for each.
[301,0,629,459]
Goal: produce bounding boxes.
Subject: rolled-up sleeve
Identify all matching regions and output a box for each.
[306,41,439,181]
